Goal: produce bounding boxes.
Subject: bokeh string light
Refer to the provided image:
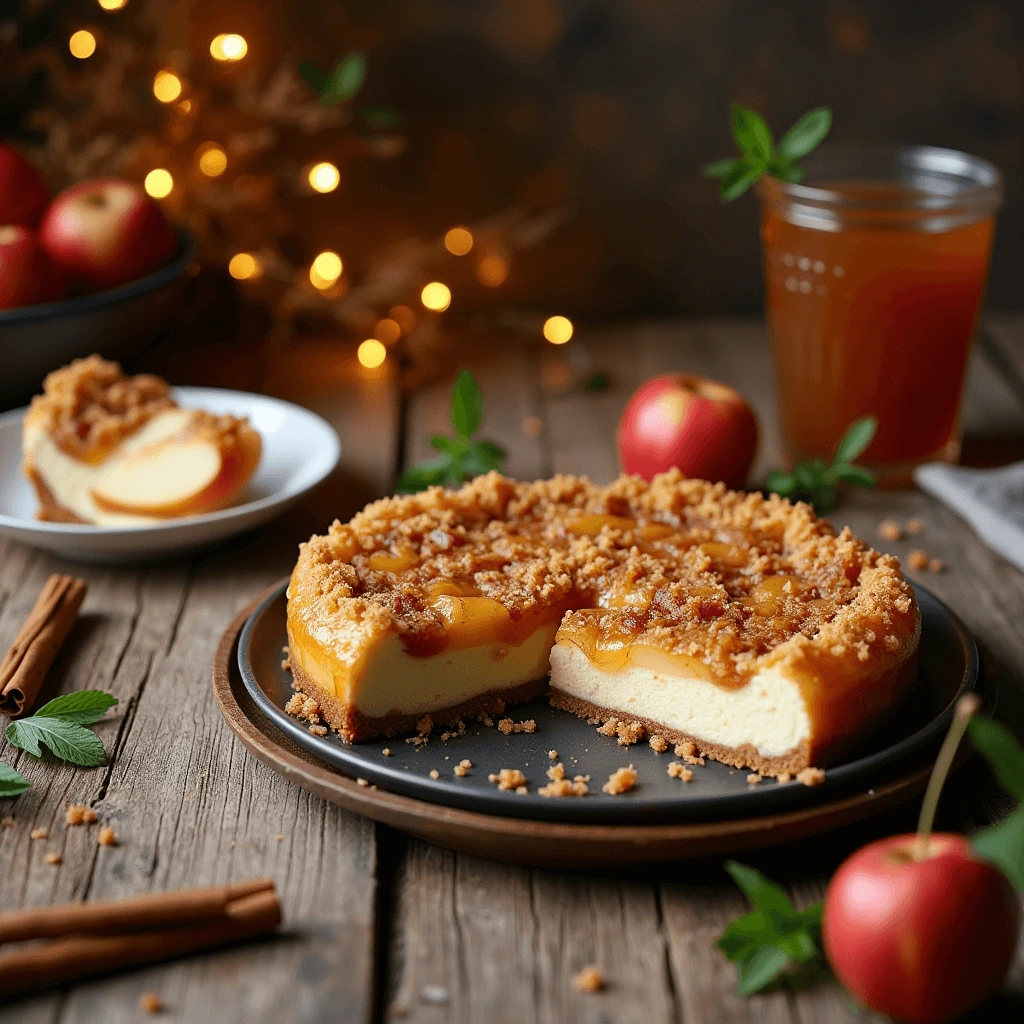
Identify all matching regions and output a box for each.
[197,143,227,177]
[374,318,402,344]
[308,162,340,193]
[309,251,343,289]
[152,70,182,103]
[444,227,474,256]
[69,30,96,58]
[358,339,387,369]
[476,254,509,287]
[228,253,261,280]
[97,0,126,9]
[421,282,452,312]
[543,315,574,345]
[143,168,173,198]
[210,34,247,62]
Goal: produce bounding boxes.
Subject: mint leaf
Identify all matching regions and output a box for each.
[299,60,328,96]
[834,416,877,464]
[970,717,1024,801]
[451,369,484,439]
[361,106,405,128]
[325,52,366,104]
[702,158,740,179]
[34,690,118,726]
[730,103,773,165]
[828,463,876,488]
[724,861,794,919]
[396,457,451,493]
[777,108,832,161]
[974,805,1024,891]
[767,158,806,184]
[6,718,106,767]
[0,763,31,797]
[765,469,796,496]
[736,944,790,996]
[719,159,762,201]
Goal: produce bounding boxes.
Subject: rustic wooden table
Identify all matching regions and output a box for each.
[4,318,1024,1023]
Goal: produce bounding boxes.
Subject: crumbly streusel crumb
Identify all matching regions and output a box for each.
[356,778,369,787]
[667,762,693,782]
[383,748,392,756]
[797,767,826,787]
[30,828,48,840]
[908,549,930,571]
[429,769,440,780]
[877,520,901,542]
[747,774,762,784]
[906,518,925,535]
[574,966,604,992]
[65,805,87,826]
[43,851,62,864]
[616,721,645,746]
[548,749,558,759]
[546,762,565,781]
[140,993,164,1014]
[498,718,514,735]
[597,719,618,737]
[649,734,668,753]
[97,826,117,846]
[454,765,469,777]
[777,771,793,784]
[539,776,589,797]
[459,759,472,769]
[498,717,536,735]
[416,716,433,735]
[309,724,328,736]
[284,693,306,716]
[82,808,98,823]
[928,558,944,573]
[488,768,527,791]
[673,741,705,765]
[274,834,284,843]
[602,766,637,795]
[1,817,14,827]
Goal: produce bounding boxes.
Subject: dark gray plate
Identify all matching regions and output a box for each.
[238,581,977,824]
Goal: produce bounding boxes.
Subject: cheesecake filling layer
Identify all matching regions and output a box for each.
[549,640,811,758]
[290,620,560,721]
[24,409,195,527]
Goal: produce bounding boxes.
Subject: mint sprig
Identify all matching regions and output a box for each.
[969,716,1024,890]
[5,690,118,769]
[396,370,506,493]
[0,763,31,797]
[766,416,877,514]
[703,104,832,201]
[300,52,366,106]
[717,861,827,995]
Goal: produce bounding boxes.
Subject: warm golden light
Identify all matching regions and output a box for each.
[228,253,261,280]
[153,70,182,103]
[390,305,417,333]
[374,318,402,344]
[420,282,451,312]
[197,143,227,177]
[69,30,97,59]
[143,168,173,199]
[476,254,509,288]
[543,315,574,345]
[308,162,340,193]
[177,99,192,113]
[210,33,247,61]
[98,0,126,10]
[358,339,387,369]
[309,250,343,289]
[444,226,474,256]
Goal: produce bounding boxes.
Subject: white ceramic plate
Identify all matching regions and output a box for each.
[0,387,341,562]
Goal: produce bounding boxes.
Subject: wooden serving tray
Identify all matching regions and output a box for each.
[212,587,938,868]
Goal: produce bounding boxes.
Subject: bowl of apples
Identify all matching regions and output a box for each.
[0,144,196,408]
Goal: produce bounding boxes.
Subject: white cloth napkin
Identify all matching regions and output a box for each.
[914,461,1024,573]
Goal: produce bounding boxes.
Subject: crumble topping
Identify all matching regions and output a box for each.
[797,767,826,787]
[488,768,527,791]
[548,749,558,759]
[602,766,637,795]
[667,762,693,782]
[747,774,762,784]
[539,761,589,797]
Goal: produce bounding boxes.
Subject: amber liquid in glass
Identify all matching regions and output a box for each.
[762,182,994,478]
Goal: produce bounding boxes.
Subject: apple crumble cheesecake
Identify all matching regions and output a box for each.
[23,356,262,526]
[286,471,920,777]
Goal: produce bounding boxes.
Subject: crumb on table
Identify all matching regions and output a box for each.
[97,826,117,846]
[356,778,369,787]
[796,767,826,788]
[667,762,693,782]
[488,768,527,792]
[602,766,637,795]
[574,966,605,992]
[43,851,62,865]
[65,805,87,826]
[274,833,285,842]
[30,828,48,841]
[140,993,164,1014]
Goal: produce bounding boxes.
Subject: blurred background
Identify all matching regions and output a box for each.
[2,0,1023,382]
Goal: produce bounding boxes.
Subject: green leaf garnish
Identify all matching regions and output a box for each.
[766,416,877,514]
[396,371,506,493]
[4,690,117,769]
[0,763,31,797]
[704,104,832,201]
[300,52,367,106]
[969,716,1024,888]
[717,861,827,995]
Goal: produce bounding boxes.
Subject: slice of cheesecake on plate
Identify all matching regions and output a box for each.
[285,472,921,777]
[23,355,262,527]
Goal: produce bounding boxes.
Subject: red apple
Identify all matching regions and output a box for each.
[617,374,758,488]
[39,179,176,291]
[823,833,1018,1023]
[0,144,49,226]
[0,225,66,310]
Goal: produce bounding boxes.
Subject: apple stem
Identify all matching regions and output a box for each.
[915,693,982,858]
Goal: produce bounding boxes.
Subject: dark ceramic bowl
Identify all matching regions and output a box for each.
[0,229,197,409]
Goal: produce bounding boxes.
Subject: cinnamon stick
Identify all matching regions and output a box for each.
[0,888,282,998]
[0,575,87,717]
[0,877,275,944]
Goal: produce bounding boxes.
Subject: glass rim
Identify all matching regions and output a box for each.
[757,142,1004,213]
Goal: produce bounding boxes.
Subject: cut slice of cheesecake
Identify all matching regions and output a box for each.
[285,472,921,777]
[23,356,262,527]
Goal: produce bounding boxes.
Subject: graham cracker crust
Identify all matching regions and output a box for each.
[548,689,812,778]
[24,465,88,524]
[288,662,548,743]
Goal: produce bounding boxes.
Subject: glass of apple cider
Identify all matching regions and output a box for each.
[758,145,1002,483]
